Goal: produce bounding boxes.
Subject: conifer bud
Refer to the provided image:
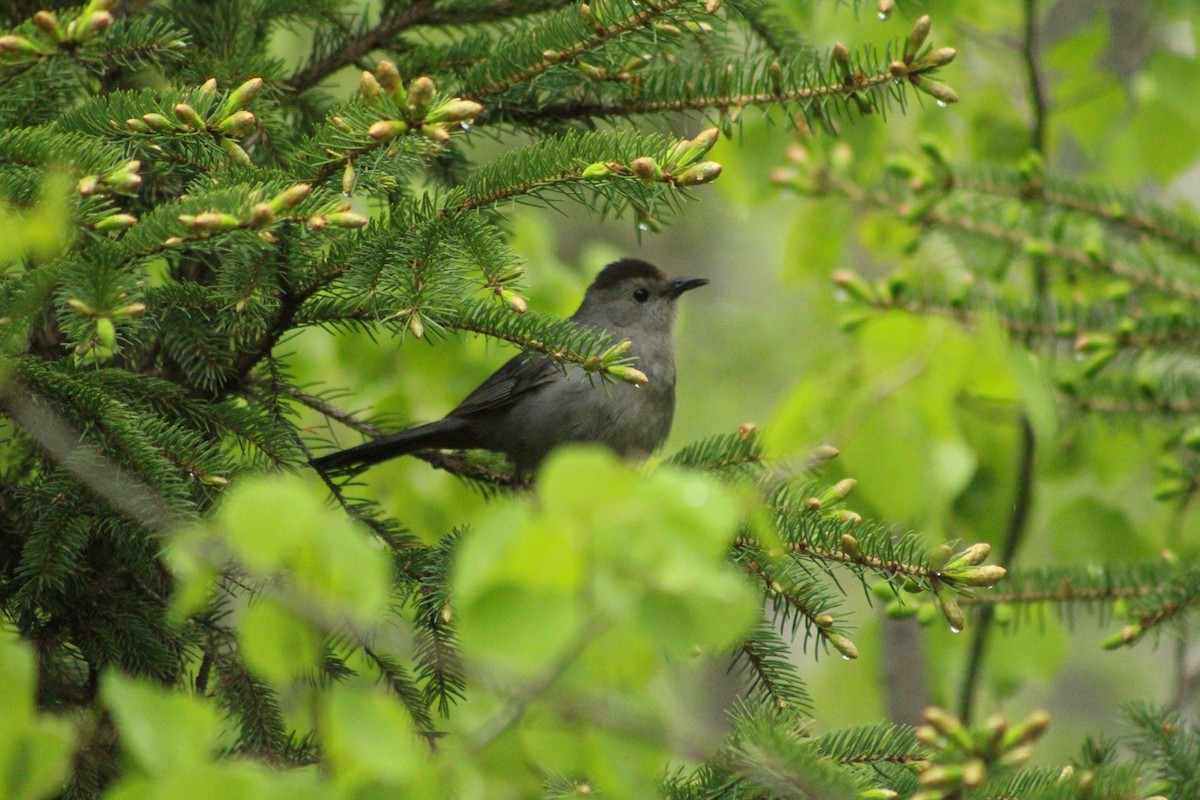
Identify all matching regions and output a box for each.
[270,183,311,211]
[68,299,95,316]
[609,365,649,386]
[839,533,859,558]
[947,542,991,568]
[704,0,723,11]
[141,113,175,131]
[577,62,607,81]
[248,204,274,227]
[322,211,369,228]
[421,123,450,143]
[925,47,957,68]
[125,118,151,133]
[199,77,218,94]
[579,3,601,31]
[821,478,857,505]
[216,110,256,136]
[693,125,722,151]
[832,42,851,70]
[94,213,138,232]
[408,315,425,339]
[105,172,142,196]
[368,119,408,142]
[223,77,264,114]
[956,565,1007,587]
[676,161,722,186]
[406,76,435,112]
[341,162,356,196]
[427,99,483,124]
[936,590,965,632]
[330,115,352,133]
[889,60,908,79]
[0,35,39,55]
[112,303,146,319]
[581,162,616,179]
[34,11,61,40]
[82,10,113,36]
[905,16,932,60]
[192,211,241,233]
[220,138,252,166]
[829,634,859,659]
[377,60,402,94]
[95,317,116,348]
[914,78,959,105]
[77,175,99,196]
[173,103,204,129]
[631,157,663,183]
[360,70,382,104]
[499,288,527,314]
[601,339,633,361]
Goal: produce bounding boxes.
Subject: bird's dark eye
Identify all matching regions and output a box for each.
[633,288,650,302]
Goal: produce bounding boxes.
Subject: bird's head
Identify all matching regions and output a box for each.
[576,258,708,332]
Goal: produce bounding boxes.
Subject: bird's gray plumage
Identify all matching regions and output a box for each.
[310,258,707,473]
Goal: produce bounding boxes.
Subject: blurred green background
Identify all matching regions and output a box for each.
[286,0,1198,763]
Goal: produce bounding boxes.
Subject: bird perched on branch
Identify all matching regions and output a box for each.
[310,258,708,474]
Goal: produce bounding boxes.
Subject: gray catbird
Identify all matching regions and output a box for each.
[310,258,708,473]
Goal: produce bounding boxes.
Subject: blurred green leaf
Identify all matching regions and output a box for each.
[0,634,76,800]
[101,672,222,773]
[238,600,324,684]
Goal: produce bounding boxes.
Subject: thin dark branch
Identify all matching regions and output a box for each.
[957,416,1036,723]
[271,381,528,490]
[287,0,572,93]
[467,617,609,752]
[1022,0,1047,154]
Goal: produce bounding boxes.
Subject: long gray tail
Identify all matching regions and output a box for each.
[309,417,472,471]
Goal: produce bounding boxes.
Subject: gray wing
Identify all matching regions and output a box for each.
[448,352,560,419]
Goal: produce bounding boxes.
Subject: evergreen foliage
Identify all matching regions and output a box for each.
[0,1,1196,799]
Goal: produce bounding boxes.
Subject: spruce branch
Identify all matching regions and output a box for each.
[288,0,571,93]
[847,288,1200,355]
[276,379,526,490]
[459,0,695,102]
[498,24,957,129]
[815,723,925,767]
[787,171,1200,306]
[736,546,854,660]
[732,621,815,714]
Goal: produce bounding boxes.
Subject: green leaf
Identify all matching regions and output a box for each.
[238,600,324,684]
[214,475,392,623]
[101,672,223,773]
[322,683,434,790]
[0,637,77,800]
[454,448,757,678]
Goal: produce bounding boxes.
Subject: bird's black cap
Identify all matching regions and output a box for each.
[591,258,668,290]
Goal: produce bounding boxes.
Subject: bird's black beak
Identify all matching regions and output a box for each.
[667,277,709,299]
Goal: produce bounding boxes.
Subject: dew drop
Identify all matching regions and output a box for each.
[637,222,649,232]
[936,100,948,108]
[460,121,473,131]
[834,289,848,302]
[877,11,887,20]
[949,624,962,634]
[842,654,853,660]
